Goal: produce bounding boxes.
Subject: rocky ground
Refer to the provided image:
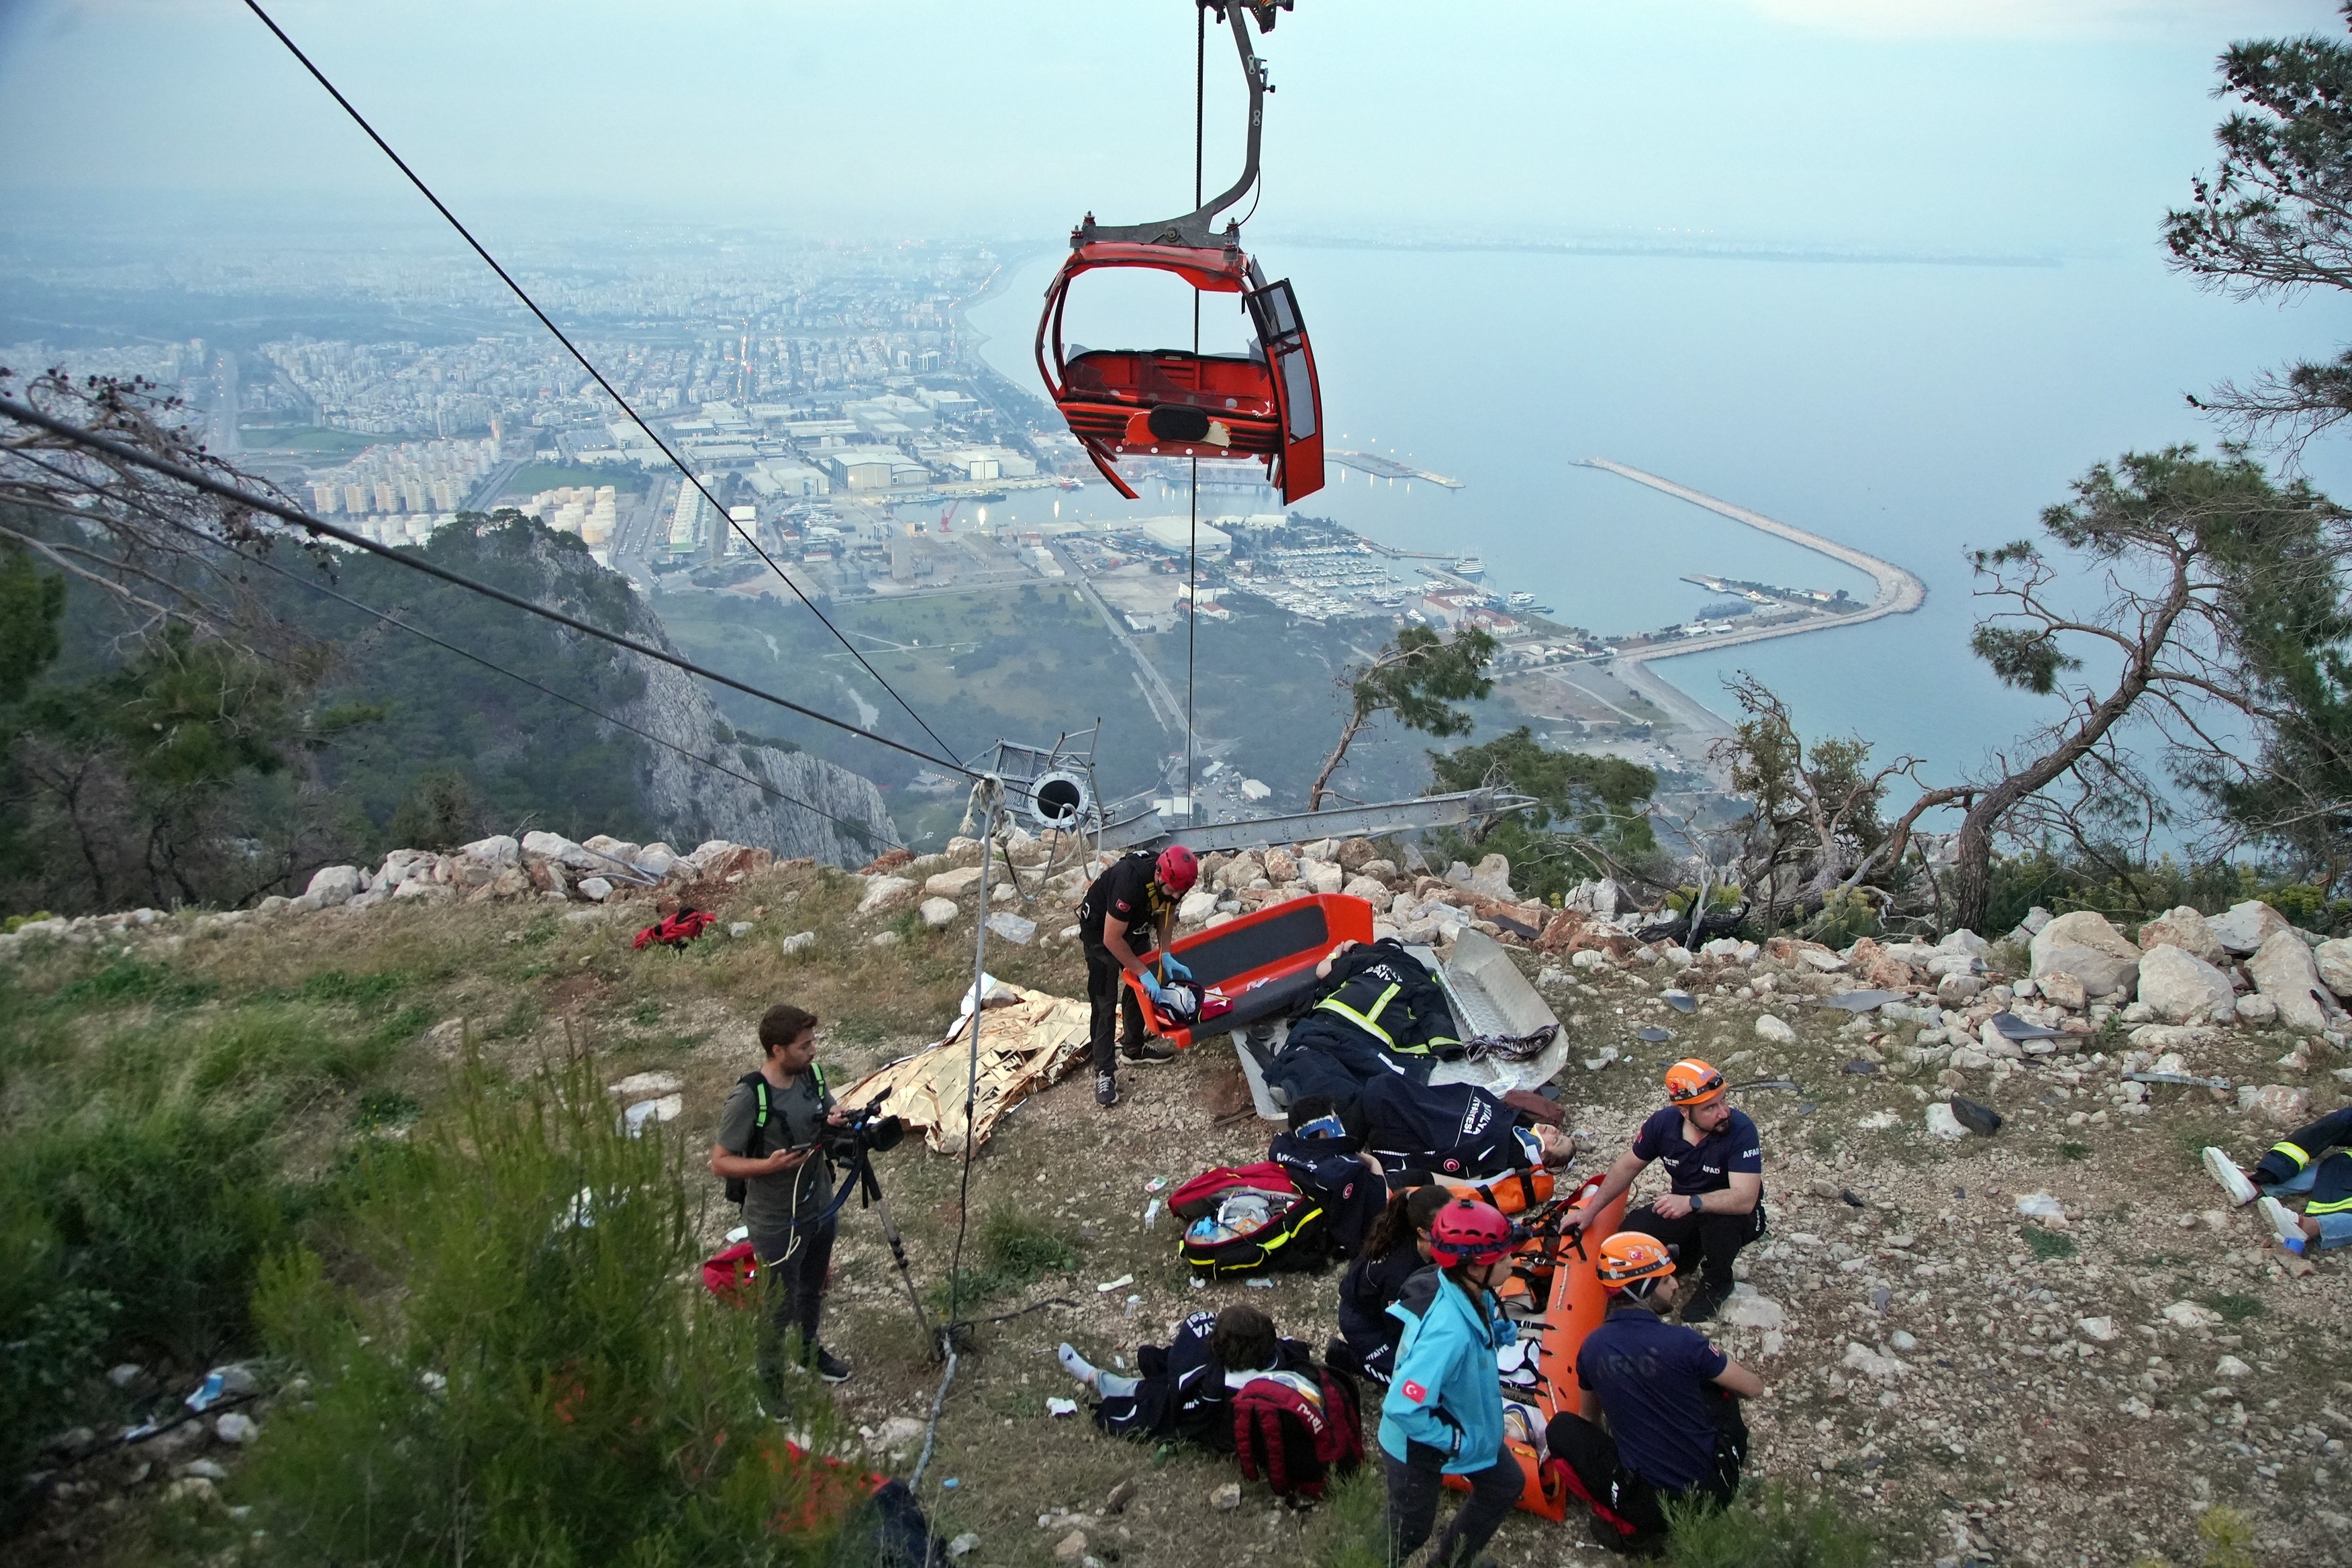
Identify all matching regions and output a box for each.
[12,836,2351,1567]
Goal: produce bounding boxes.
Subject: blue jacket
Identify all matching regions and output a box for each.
[1376,1265,1517,1474]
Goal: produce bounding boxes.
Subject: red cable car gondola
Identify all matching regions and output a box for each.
[1036,3,1325,505]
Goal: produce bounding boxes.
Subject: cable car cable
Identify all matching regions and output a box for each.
[1183,0,1206,816]
[7,455,894,846]
[0,395,980,780]
[235,0,965,767]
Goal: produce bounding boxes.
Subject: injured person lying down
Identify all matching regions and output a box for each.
[1353,1071,1577,1186]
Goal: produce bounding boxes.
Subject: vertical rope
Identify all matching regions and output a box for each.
[1184,0,1206,818]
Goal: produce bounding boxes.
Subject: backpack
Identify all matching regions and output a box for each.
[1170,1161,1296,1219]
[634,908,716,950]
[1181,1186,1330,1277]
[702,1238,759,1303]
[1232,1365,1365,1501]
[724,1071,772,1206]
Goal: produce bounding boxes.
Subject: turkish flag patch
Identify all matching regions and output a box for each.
[1400,1379,1428,1404]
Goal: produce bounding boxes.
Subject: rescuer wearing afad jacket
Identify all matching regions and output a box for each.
[2204,1106,2352,1257]
[1077,845,1197,1109]
[1264,937,1464,1106]
[1378,1200,1524,1568]
[1565,1059,1765,1324]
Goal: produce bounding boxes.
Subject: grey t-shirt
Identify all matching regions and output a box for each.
[716,1069,835,1237]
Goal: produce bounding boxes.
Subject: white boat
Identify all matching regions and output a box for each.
[1506,591,1537,608]
[1453,556,1485,581]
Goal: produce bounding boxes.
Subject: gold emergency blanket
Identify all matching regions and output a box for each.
[832,991,1091,1156]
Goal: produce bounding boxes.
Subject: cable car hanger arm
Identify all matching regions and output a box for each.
[1075,1,1287,251]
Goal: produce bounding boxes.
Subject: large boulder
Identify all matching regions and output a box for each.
[1303,860,1344,896]
[2135,943,2237,1024]
[2210,899,2292,957]
[1335,838,1378,873]
[458,834,520,869]
[1564,879,1622,918]
[1465,854,1516,901]
[2249,929,2334,1034]
[2028,911,2141,1000]
[2314,937,2352,1001]
[305,865,362,908]
[520,830,579,863]
[2137,905,2225,967]
[1261,848,1299,885]
[636,842,681,880]
[1340,874,1393,913]
[1177,887,1218,924]
[926,867,987,899]
[855,875,918,916]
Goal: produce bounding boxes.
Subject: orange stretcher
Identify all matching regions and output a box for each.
[1124,892,1376,1050]
[1442,1172,1629,1520]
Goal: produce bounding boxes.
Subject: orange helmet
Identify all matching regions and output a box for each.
[1664,1058,1726,1108]
[1597,1232,1675,1292]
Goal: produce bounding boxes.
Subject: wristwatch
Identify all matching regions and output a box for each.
[1691,1192,1705,1214]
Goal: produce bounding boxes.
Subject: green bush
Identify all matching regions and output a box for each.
[1663,1481,1879,1567]
[236,1054,841,1566]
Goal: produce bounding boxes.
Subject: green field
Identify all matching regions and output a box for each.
[499,462,649,497]
[234,426,379,456]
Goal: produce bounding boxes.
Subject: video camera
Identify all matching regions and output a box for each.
[821,1089,906,1167]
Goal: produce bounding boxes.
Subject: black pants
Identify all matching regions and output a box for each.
[1083,940,1146,1075]
[1546,1394,1747,1551]
[1384,1440,1522,1567]
[752,1216,836,1393]
[1621,1199,1765,1300]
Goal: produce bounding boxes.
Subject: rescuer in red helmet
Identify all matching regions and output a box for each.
[1377,1199,1524,1568]
[1543,1232,1763,1549]
[1564,1059,1765,1323]
[1075,844,1199,1108]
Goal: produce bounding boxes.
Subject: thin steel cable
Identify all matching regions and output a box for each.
[0,394,977,778]
[5,447,892,844]
[236,0,963,766]
[1184,0,1206,816]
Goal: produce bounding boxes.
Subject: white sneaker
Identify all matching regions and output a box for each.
[2258,1195,2307,1253]
[2202,1146,2258,1208]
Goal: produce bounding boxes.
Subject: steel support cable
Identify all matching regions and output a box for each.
[0,395,978,779]
[910,778,999,1505]
[236,0,964,767]
[1183,0,1206,814]
[3,446,893,843]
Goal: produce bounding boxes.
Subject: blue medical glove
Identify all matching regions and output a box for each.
[1140,972,1169,1005]
[1160,954,1192,983]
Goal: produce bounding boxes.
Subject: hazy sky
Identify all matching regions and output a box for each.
[1,0,2343,252]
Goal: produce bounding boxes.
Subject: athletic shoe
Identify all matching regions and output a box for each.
[1095,1071,1120,1108]
[1121,1039,1177,1063]
[805,1344,852,1383]
[2258,1195,2308,1254]
[2202,1146,2259,1208]
[1678,1283,1730,1324]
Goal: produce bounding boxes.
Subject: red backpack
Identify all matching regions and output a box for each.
[1169,1161,1296,1218]
[1232,1366,1365,1502]
[634,908,716,950]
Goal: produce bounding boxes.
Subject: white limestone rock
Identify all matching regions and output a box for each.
[2314,937,2352,1001]
[856,876,918,916]
[2135,943,2237,1024]
[2250,928,2333,1034]
[2210,899,2292,957]
[2137,905,2226,967]
[305,865,362,908]
[920,897,959,930]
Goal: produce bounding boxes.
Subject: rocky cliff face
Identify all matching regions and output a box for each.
[470,528,899,867]
[608,624,901,867]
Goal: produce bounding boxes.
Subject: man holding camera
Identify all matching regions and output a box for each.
[710,1003,852,1387]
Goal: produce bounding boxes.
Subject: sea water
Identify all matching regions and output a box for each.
[967,242,2352,786]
